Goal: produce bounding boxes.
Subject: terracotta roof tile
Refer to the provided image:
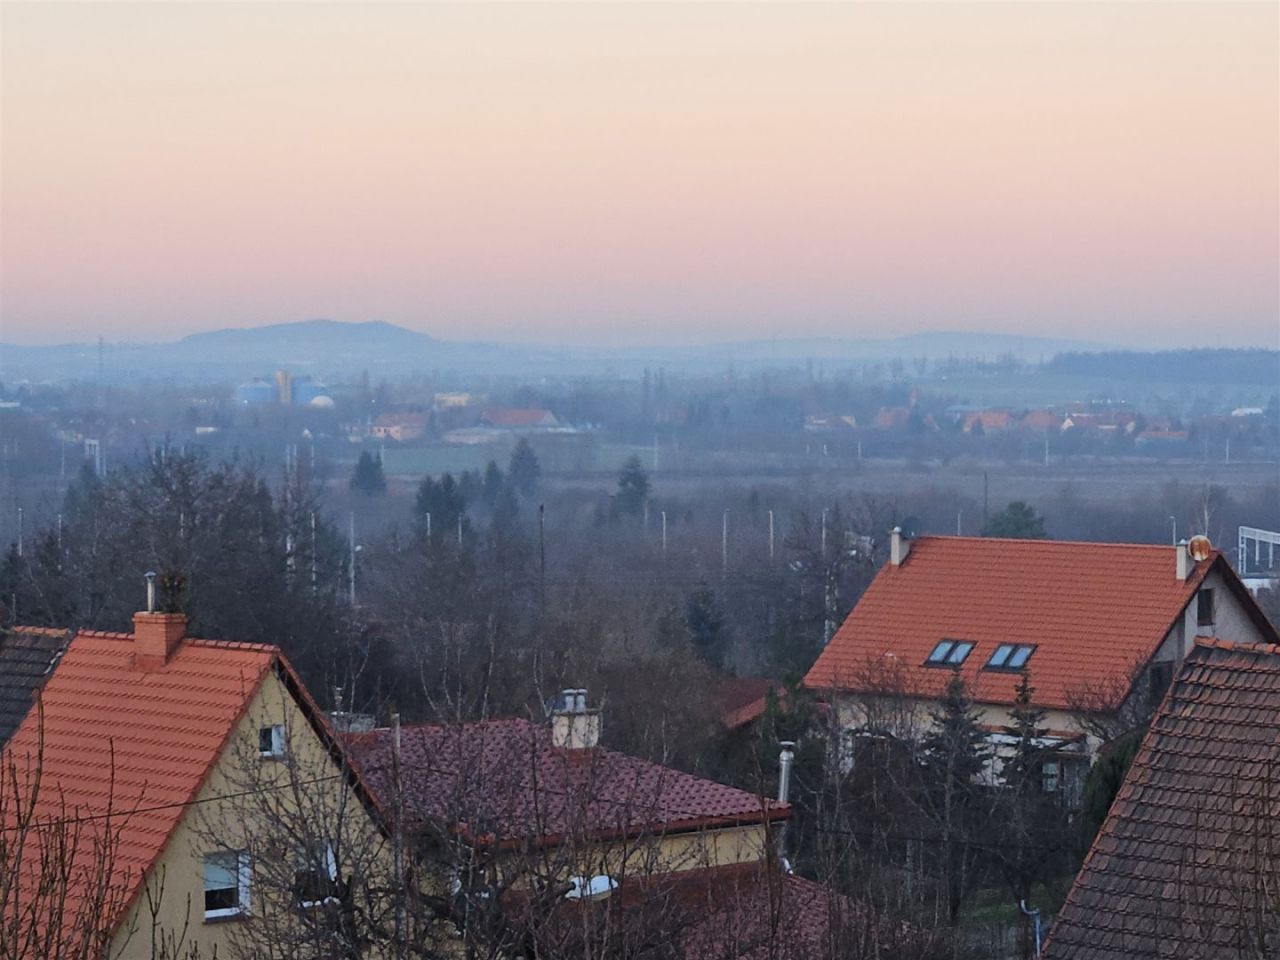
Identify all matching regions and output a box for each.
[343,718,786,845]
[1046,639,1280,959]
[802,537,1263,711]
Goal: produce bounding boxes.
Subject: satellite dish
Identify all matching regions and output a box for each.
[1187,535,1213,562]
[899,516,922,540]
[564,875,617,901]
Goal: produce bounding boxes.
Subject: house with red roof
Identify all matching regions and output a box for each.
[0,609,389,960]
[371,411,430,442]
[803,533,1279,799]
[479,407,560,431]
[341,690,867,959]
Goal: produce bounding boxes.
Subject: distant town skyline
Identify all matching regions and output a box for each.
[2,2,1277,349]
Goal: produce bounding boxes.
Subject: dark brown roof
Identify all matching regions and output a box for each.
[0,627,70,747]
[342,717,787,846]
[1046,638,1280,959]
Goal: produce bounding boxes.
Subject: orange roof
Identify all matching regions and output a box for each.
[480,407,556,428]
[0,627,316,945]
[803,537,1271,711]
[1018,410,1061,431]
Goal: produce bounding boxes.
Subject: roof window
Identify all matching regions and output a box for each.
[925,640,975,667]
[986,644,1036,670]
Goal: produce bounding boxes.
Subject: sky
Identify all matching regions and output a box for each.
[1,1,1277,348]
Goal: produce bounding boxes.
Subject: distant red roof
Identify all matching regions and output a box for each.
[343,717,786,847]
[1018,410,1061,432]
[717,678,779,730]
[480,407,558,429]
[803,537,1272,711]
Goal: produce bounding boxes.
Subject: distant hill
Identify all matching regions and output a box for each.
[179,319,435,355]
[1,319,1258,385]
[1045,349,1280,385]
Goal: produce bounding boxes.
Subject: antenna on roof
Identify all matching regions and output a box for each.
[1187,535,1213,563]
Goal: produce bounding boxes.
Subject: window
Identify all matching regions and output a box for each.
[986,644,1036,670]
[1041,761,1060,794]
[1197,589,1215,627]
[294,842,339,909]
[259,724,285,758]
[925,640,975,667]
[204,851,250,919]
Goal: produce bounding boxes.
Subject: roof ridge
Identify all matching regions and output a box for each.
[915,534,1211,551]
[386,716,538,733]
[7,625,73,637]
[186,637,279,653]
[1192,635,1280,656]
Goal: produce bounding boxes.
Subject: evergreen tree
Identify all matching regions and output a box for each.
[414,473,469,543]
[613,456,650,518]
[1001,671,1049,791]
[922,671,989,923]
[481,461,505,507]
[994,671,1071,924]
[349,451,387,496]
[684,584,727,667]
[507,439,541,497]
[982,501,1047,539]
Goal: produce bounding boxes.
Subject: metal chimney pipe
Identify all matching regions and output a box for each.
[777,741,796,804]
[144,570,157,613]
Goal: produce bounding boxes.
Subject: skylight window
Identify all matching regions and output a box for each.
[925,640,975,667]
[986,644,1036,670]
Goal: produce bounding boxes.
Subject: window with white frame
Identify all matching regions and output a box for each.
[204,851,251,919]
[294,841,340,908]
[259,724,286,758]
[1041,760,1061,794]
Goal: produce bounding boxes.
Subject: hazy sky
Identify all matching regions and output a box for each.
[2,2,1277,347]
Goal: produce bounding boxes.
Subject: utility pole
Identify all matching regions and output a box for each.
[16,507,23,558]
[768,509,775,561]
[661,511,668,557]
[348,512,357,607]
[1044,438,1050,468]
[721,510,729,579]
[538,504,546,610]
[653,434,659,472]
[983,472,990,529]
[311,512,318,593]
[457,513,463,546]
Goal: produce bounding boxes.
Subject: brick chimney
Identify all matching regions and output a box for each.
[551,688,601,751]
[133,612,187,671]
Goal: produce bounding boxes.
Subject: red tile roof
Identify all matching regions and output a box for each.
[343,717,787,847]
[0,624,362,947]
[803,536,1270,711]
[716,678,779,730]
[480,407,557,428]
[1046,638,1280,959]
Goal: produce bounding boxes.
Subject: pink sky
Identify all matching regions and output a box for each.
[2,2,1277,347]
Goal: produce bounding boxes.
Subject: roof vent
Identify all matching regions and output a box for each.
[1176,539,1191,581]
